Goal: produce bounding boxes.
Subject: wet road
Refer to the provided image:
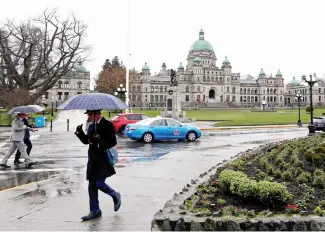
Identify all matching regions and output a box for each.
[0,124,312,230]
[0,125,309,191]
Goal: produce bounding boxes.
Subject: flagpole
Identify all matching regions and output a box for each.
[125,0,131,112]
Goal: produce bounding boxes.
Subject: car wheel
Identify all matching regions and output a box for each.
[142,132,153,143]
[186,131,197,142]
[119,126,126,135]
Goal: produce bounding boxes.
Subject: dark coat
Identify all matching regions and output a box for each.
[75,117,117,181]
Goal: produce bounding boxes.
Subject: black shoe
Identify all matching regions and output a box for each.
[27,161,38,167]
[113,192,121,212]
[0,164,11,168]
[81,211,102,221]
[14,161,23,165]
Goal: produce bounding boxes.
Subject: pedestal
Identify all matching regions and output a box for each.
[160,85,188,122]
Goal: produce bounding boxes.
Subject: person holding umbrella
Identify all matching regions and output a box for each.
[13,113,38,165]
[75,109,121,221]
[0,113,38,168]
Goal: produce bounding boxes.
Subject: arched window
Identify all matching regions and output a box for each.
[232,87,236,93]
[164,86,167,92]
[207,76,210,82]
[160,86,163,93]
[77,81,82,89]
[244,88,246,94]
[132,86,136,93]
[151,86,154,92]
[251,89,254,94]
[58,81,63,88]
[203,76,206,82]
[185,86,189,93]
[64,81,69,89]
[155,86,158,92]
[240,88,242,94]
[137,86,141,93]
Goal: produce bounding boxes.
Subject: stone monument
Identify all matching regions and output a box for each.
[161,69,188,122]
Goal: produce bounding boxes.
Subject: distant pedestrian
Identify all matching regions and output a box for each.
[14,114,38,164]
[75,109,121,221]
[0,113,38,168]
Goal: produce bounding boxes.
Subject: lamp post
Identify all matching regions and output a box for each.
[42,95,46,117]
[295,90,302,127]
[302,74,317,134]
[114,84,127,113]
[55,96,58,112]
[51,96,54,116]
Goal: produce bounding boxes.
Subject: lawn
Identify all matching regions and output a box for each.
[101,108,325,126]
[0,109,58,126]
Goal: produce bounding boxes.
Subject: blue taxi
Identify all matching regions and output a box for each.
[125,117,202,143]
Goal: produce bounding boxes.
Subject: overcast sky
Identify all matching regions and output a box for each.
[0,0,324,86]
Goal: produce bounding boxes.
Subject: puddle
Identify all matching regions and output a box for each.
[0,170,62,191]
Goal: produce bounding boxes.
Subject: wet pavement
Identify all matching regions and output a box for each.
[0,110,313,230]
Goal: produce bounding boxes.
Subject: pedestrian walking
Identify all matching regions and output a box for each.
[75,109,121,221]
[14,114,38,164]
[0,113,38,168]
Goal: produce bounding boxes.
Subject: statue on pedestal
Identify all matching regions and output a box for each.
[170,69,178,86]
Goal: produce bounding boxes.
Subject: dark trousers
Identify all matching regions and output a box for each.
[88,179,117,212]
[14,138,32,162]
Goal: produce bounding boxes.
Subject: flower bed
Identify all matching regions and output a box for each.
[187,134,325,218]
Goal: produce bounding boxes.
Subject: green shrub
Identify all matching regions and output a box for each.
[219,170,247,188]
[222,205,238,216]
[306,105,311,113]
[281,170,293,181]
[235,178,258,198]
[297,172,312,184]
[295,167,304,176]
[217,198,227,205]
[266,165,275,175]
[319,200,325,208]
[259,157,269,169]
[257,181,293,202]
[274,169,282,178]
[275,156,285,166]
[314,169,325,176]
[313,176,325,188]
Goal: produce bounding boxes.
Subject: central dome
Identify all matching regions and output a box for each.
[190,29,214,53]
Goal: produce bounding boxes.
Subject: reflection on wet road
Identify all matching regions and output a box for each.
[0,127,309,190]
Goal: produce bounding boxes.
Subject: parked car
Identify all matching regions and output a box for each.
[110,113,151,134]
[125,117,202,143]
[312,116,325,131]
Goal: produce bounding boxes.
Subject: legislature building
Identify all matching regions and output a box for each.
[129,29,285,108]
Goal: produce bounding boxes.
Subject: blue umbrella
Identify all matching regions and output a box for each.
[57,92,129,110]
[7,105,44,115]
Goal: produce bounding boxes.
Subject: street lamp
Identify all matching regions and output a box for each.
[55,96,58,112]
[42,95,46,117]
[51,96,54,116]
[295,90,302,127]
[114,84,127,113]
[302,74,317,134]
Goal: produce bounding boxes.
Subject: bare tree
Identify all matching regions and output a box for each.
[0,9,91,106]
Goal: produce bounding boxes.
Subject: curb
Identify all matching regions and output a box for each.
[199,125,304,131]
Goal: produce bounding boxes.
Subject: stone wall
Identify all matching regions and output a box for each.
[151,139,325,231]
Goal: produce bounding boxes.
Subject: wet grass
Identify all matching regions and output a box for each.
[102,108,325,126]
[0,110,57,126]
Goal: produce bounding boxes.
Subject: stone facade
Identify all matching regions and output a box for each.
[284,75,325,107]
[40,62,90,107]
[129,29,285,108]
